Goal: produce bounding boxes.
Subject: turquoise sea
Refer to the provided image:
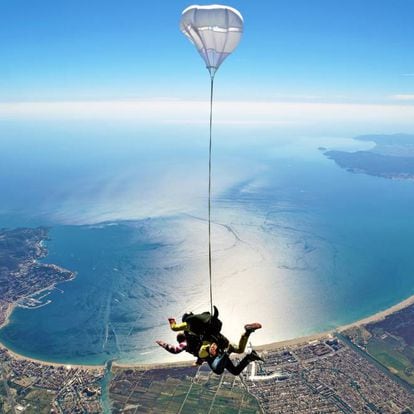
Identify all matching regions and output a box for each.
[1,119,414,365]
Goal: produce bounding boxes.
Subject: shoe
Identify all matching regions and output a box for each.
[244,322,262,333]
[248,350,264,362]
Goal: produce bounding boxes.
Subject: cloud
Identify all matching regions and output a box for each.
[390,94,414,101]
[1,100,414,133]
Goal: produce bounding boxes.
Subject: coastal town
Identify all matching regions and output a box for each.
[108,336,414,413]
[246,338,414,413]
[0,347,103,413]
[0,227,414,413]
[0,227,74,322]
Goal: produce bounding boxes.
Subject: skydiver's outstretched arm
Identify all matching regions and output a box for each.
[156,340,187,354]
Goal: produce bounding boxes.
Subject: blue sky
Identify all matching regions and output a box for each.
[1,0,414,104]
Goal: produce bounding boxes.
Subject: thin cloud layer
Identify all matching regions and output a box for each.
[390,94,414,101]
[1,100,414,132]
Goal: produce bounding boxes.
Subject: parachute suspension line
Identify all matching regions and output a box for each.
[208,73,215,316]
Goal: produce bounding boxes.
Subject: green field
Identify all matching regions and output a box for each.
[110,367,262,413]
[367,338,414,386]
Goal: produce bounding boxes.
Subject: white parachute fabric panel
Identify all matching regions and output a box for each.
[180,5,243,75]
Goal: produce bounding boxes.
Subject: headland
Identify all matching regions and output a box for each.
[323,133,414,180]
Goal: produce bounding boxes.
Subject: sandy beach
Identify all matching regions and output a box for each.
[113,359,196,370]
[259,294,414,351]
[260,294,414,352]
[337,294,414,332]
[2,344,104,371]
[256,331,335,352]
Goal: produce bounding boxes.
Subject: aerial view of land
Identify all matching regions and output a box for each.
[0,227,414,413]
[0,228,104,413]
[344,302,414,388]
[323,134,414,179]
[109,364,261,413]
[109,334,414,413]
[0,227,75,323]
[0,347,103,414]
[2,0,414,412]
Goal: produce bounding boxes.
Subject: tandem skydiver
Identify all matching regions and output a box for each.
[156,307,263,374]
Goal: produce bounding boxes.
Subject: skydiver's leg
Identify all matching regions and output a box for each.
[227,334,249,354]
[223,355,251,375]
[227,323,262,354]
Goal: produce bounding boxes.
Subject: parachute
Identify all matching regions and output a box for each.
[180,5,243,77]
[180,5,244,314]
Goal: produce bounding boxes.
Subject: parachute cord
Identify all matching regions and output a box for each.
[208,73,214,316]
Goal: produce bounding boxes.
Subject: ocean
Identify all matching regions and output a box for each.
[1,118,414,365]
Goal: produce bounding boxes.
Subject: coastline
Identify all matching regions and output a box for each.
[2,293,414,371]
[1,281,61,329]
[115,293,414,369]
[0,226,100,370]
[0,272,104,370]
[259,294,414,352]
[0,294,105,371]
[336,294,414,332]
[255,295,414,351]
[2,302,15,329]
[1,343,103,371]
[0,304,104,370]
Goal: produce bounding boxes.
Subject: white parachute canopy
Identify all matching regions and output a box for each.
[180,4,243,76]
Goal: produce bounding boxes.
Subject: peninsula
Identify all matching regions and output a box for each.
[0,227,74,322]
[323,133,414,179]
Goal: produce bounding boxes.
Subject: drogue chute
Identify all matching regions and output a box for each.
[180,4,243,78]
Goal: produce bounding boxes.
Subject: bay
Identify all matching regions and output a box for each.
[1,120,414,364]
